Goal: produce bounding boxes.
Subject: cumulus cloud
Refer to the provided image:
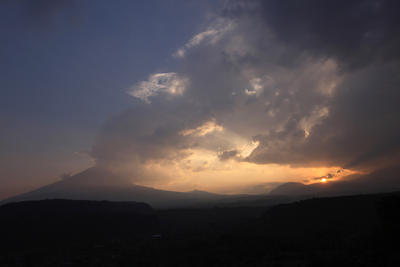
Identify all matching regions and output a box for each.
[128,73,188,104]
[244,78,264,97]
[218,150,240,161]
[173,18,235,58]
[180,119,223,137]
[91,0,400,191]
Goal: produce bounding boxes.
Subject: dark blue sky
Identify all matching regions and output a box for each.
[0,0,218,198]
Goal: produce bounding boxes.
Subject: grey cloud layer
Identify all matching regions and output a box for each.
[92,0,400,182]
[240,0,400,170]
[258,0,400,70]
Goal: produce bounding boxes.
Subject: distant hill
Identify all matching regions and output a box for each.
[4,166,399,209]
[269,182,313,196]
[269,166,400,198]
[0,168,227,208]
[1,168,300,209]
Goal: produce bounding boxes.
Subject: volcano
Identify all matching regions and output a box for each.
[1,167,225,208]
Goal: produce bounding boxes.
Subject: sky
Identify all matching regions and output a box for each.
[1,0,400,199]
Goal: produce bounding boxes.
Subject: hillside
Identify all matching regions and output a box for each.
[1,192,400,266]
[1,168,226,209]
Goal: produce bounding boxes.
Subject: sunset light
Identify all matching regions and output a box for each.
[1,0,400,265]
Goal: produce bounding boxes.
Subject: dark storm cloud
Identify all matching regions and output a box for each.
[91,101,193,163]
[237,0,400,171]
[90,97,216,182]
[248,62,400,170]
[91,0,400,186]
[258,0,400,70]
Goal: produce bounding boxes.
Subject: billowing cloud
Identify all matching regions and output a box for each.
[218,149,240,161]
[180,118,223,137]
[128,73,188,104]
[173,18,235,58]
[90,0,400,192]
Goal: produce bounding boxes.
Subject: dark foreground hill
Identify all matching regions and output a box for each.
[0,200,159,244]
[154,192,400,266]
[1,192,400,266]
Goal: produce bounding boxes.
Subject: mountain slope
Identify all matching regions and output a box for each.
[269,182,313,196]
[1,168,225,208]
[270,166,400,197]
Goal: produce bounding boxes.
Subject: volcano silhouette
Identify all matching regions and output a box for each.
[1,167,224,208]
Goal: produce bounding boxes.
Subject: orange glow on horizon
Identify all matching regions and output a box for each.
[125,147,357,194]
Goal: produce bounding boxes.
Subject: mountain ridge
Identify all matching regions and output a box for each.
[0,167,229,208]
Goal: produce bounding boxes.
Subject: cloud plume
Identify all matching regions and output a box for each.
[90,0,400,191]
